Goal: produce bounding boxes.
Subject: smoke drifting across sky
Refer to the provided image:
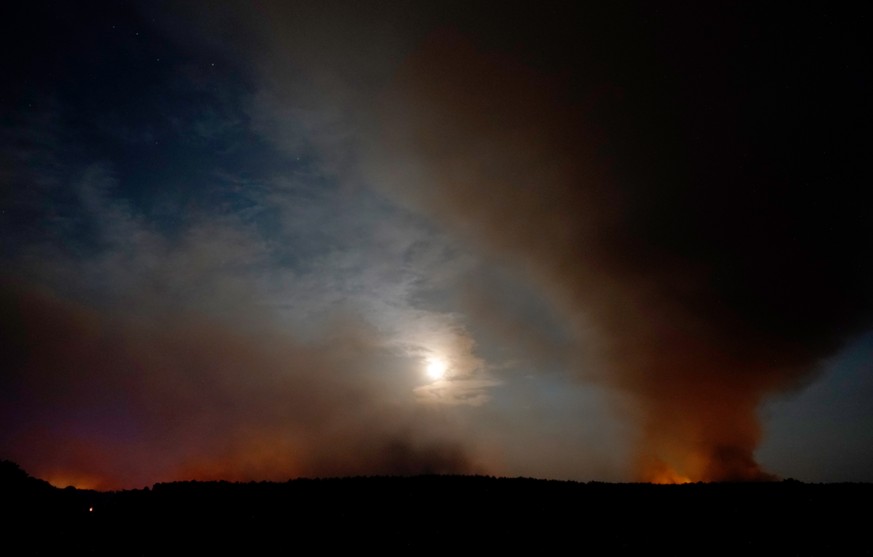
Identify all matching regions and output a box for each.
[1,1,871,487]
[365,5,873,481]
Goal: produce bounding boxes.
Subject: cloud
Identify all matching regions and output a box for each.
[361,6,873,481]
[0,166,490,485]
[5,1,868,486]
[0,21,494,485]
[414,377,501,407]
[0,279,480,489]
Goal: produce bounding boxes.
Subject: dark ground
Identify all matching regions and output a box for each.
[3,460,870,555]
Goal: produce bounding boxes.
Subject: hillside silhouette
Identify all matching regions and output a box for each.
[3,460,870,554]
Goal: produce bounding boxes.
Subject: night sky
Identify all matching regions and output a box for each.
[2,1,871,489]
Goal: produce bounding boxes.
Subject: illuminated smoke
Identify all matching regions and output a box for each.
[366,8,872,481]
[0,282,475,488]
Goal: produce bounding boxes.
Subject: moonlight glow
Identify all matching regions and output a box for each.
[425,358,448,381]
[1,0,870,491]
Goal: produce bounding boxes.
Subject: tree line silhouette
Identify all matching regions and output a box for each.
[3,459,870,554]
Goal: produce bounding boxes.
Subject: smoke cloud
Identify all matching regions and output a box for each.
[365,5,872,481]
[3,1,869,486]
[0,281,475,489]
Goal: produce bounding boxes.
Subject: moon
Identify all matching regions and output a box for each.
[425,358,448,381]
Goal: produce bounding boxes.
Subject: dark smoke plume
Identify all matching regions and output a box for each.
[367,4,872,481]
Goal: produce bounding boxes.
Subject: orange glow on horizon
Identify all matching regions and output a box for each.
[641,458,695,484]
[44,471,106,491]
[647,467,693,484]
